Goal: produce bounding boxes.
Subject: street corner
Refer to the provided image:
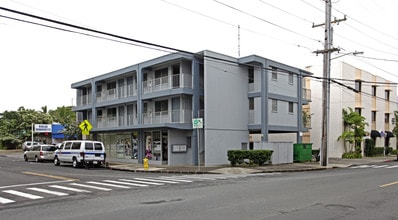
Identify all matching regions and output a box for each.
[209,167,262,174]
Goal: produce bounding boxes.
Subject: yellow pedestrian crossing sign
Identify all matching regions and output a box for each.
[79,120,92,135]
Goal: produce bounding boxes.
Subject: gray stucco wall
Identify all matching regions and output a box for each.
[203,51,250,165]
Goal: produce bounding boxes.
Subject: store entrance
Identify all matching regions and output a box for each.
[144,130,168,163]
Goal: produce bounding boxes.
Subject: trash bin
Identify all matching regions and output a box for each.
[293,143,312,162]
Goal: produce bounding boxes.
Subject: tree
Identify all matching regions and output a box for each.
[49,106,79,139]
[338,107,368,153]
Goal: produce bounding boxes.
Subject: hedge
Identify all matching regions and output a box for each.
[227,150,273,166]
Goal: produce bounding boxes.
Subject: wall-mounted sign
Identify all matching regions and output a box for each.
[172,144,187,153]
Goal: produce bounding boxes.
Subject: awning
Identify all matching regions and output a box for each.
[385,131,395,138]
[370,130,381,138]
[51,123,65,139]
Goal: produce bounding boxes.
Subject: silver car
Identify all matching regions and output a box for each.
[24,144,57,162]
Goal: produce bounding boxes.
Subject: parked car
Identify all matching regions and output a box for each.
[54,140,106,168]
[22,141,41,151]
[24,144,57,162]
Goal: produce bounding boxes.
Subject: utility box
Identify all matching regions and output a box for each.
[293,143,312,162]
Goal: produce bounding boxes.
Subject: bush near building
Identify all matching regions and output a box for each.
[227,150,273,166]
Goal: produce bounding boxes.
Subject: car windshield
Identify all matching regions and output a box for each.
[42,146,56,151]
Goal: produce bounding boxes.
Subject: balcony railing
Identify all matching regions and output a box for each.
[96,84,138,103]
[302,88,311,101]
[143,110,192,124]
[76,94,91,106]
[143,73,192,94]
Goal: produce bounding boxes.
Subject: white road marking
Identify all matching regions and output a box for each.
[118,179,164,186]
[27,187,69,196]
[49,185,91,193]
[3,190,43,199]
[103,180,148,187]
[69,183,112,191]
[86,181,131,189]
[0,196,15,204]
[133,178,180,184]
[386,165,398,169]
[0,180,74,190]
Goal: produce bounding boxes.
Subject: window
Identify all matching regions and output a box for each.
[107,108,117,117]
[272,99,278,112]
[94,143,103,151]
[271,67,278,81]
[385,90,390,101]
[355,80,362,92]
[155,100,168,112]
[248,67,254,83]
[288,73,293,85]
[371,86,377,96]
[64,142,72,150]
[72,142,81,150]
[288,102,294,114]
[85,142,94,151]
[385,113,390,123]
[355,108,362,115]
[97,110,103,118]
[155,68,168,78]
[371,111,376,122]
[249,98,254,110]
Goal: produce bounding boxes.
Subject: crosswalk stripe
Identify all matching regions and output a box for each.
[69,183,112,191]
[27,187,69,196]
[49,185,91,193]
[156,177,193,183]
[103,180,148,187]
[386,165,398,169]
[352,165,372,169]
[0,196,15,204]
[118,179,164,186]
[171,175,216,181]
[3,190,43,199]
[373,165,389,168]
[86,181,131,189]
[133,178,180,184]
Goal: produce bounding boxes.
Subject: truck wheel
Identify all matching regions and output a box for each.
[54,157,60,166]
[72,158,79,168]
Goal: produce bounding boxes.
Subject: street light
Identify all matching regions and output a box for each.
[331,51,364,60]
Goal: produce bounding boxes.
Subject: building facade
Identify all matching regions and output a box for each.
[71,50,312,166]
[308,62,397,158]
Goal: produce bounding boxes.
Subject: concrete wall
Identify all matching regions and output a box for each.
[254,142,293,164]
[203,51,250,165]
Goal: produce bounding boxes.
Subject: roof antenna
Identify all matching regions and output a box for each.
[238,24,241,57]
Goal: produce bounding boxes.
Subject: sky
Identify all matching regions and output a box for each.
[0,0,397,112]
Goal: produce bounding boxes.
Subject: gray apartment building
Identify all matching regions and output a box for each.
[71,50,312,166]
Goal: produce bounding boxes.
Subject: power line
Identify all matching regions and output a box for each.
[212,0,322,44]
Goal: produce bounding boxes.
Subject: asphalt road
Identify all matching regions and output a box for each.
[1,152,398,219]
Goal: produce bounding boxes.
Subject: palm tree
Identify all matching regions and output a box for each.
[338,107,368,153]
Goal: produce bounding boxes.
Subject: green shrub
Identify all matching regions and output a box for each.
[227,150,273,166]
[342,151,362,159]
[364,139,375,156]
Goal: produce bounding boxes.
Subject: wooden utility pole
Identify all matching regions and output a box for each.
[313,0,346,166]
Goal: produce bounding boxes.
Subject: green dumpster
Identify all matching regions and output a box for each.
[293,143,312,162]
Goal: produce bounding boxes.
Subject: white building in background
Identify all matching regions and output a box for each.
[308,62,397,158]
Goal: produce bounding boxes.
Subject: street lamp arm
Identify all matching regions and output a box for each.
[331,51,364,60]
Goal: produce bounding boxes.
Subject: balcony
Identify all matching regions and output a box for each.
[76,94,91,107]
[143,74,192,94]
[143,109,192,124]
[97,84,137,103]
[97,114,139,128]
[302,88,311,101]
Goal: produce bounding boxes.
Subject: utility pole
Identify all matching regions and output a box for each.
[313,0,346,166]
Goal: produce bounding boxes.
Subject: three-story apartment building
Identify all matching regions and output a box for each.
[72,50,312,166]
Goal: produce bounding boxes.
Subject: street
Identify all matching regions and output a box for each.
[1,152,398,219]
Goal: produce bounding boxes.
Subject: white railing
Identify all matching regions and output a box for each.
[142,73,192,94]
[143,110,192,124]
[76,94,91,106]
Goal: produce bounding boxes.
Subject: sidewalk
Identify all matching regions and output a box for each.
[0,150,395,174]
[106,156,397,174]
